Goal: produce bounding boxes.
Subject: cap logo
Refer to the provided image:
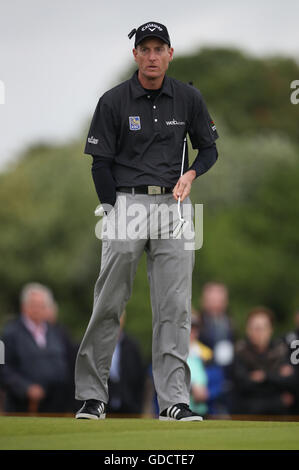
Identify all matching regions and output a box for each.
[141,23,163,32]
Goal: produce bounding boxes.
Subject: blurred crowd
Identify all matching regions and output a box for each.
[0,281,298,417]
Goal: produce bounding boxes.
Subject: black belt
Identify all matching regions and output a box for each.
[117,185,172,195]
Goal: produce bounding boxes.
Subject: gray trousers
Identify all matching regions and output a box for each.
[75,192,195,412]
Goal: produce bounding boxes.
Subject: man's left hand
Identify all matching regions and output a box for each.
[172,170,196,201]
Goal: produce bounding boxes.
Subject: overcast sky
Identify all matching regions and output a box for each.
[0,0,298,169]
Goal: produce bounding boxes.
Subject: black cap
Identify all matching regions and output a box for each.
[128,22,171,48]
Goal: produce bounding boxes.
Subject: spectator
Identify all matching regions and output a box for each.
[107,312,145,415]
[43,294,79,413]
[284,310,299,414]
[198,282,234,412]
[140,312,226,418]
[199,282,234,366]
[0,283,73,413]
[233,306,297,415]
[188,312,226,417]
[187,315,209,417]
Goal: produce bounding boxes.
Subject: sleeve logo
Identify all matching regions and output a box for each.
[211,120,217,131]
[129,116,141,131]
[88,136,99,144]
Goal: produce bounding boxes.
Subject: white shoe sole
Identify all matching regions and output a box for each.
[75,413,106,420]
[159,416,203,421]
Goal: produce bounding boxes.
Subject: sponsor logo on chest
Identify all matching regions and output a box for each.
[165,118,185,126]
[129,116,141,131]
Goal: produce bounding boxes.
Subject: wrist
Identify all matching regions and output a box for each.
[186,169,196,182]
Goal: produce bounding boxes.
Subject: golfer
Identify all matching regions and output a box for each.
[75,21,219,421]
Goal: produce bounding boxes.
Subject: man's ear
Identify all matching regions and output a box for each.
[133,48,138,61]
[168,47,174,62]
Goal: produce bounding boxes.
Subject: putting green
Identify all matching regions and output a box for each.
[0,417,298,450]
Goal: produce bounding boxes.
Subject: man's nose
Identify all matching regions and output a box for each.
[148,51,157,61]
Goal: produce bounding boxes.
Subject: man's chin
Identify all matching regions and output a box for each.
[143,70,163,80]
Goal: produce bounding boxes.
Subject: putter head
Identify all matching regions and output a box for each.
[94,204,104,217]
[172,218,189,239]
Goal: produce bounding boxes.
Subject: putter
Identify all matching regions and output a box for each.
[94,204,104,217]
[173,137,189,239]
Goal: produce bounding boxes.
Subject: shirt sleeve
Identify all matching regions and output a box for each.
[188,143,218,177]
[91,155,116,208]
[188,88,219,149]
[84,94,118,159]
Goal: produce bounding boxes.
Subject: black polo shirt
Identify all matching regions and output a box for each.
[84,71,219,188]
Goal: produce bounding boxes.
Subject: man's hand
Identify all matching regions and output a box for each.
[27,384,45,401]
[27,384,45,412]
[281,392,295,408]
[172,170,196,202]
[192,384,209,403]
[279,364,294,377]
[250,370,266,382]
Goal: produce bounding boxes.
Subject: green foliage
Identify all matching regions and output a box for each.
[1,47,299,359]
[189,123,298,209]
[191,153,299,335]
[169,47,299,143]
[0,144,99,338]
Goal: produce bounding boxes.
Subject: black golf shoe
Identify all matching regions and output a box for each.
[159,403,203,421]
[75,399,106,420]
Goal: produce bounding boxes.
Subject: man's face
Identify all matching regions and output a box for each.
[133,38,173,82]
[22,290,50,324]
[246,314,273,351]
[201,285,229,316]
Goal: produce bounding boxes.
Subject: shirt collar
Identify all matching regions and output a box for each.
[22,314,47,334]
[130,70,173,99]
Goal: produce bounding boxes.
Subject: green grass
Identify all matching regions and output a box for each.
[0,417,299,450]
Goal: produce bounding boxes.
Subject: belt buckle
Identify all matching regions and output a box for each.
[148,185,162,195]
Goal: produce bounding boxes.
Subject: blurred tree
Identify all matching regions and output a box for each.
[168,47,299,143]
[0,143,99,338]
[192,155,299,335]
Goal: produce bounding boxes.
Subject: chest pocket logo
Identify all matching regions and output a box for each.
[129,116,141,131]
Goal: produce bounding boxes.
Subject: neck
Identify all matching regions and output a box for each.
[22,313,42,326]
[253,342,268,353]
[137,70,164,90]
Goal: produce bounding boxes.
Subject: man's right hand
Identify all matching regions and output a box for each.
[192,384,209,403]
[27,384,45,402]
[250,370,266,382]
[279,364,294,377]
